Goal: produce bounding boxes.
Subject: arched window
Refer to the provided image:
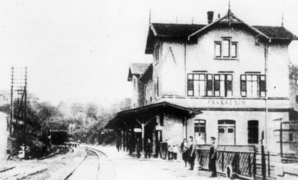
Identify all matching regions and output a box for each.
[248,120,259,144]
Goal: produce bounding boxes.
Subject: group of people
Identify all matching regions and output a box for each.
[166,139,179,160]
[180,136,218,178]
[180,136,197,170]
[135,138,153,158]
[117,135,218,177]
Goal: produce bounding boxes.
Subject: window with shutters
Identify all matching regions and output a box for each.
[187,74,206,97]
[240,74,266,97]
[214,74,233,97]
[248,120,259,144]
[206,74,213,96]
[231,42,237,58]
[215,42,221,57]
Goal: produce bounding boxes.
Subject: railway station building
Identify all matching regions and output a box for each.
[107,10,298,158]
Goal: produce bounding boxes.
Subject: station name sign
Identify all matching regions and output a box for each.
[208,100,246,106]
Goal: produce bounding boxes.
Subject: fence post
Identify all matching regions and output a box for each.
[248,153,251,177]
[222,152,224,172]
[261,143,266,180]
[253,148,256,178]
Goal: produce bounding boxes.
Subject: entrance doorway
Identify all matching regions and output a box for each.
[218,120,236,145]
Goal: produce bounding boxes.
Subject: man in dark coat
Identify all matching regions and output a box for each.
[145,139,152,158]
[188,136,196,170]
[136,138,141,158]
[209,137,217,177]
[180,138,188,167]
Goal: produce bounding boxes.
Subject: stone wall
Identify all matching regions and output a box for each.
[162,114,183,146]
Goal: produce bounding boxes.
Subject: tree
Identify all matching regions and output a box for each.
[85,103,99,120]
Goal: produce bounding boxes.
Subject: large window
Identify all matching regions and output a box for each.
[241,74,266,97]
[214,74,233,97]
[215,38,238,59]
[187,74,206,97]
[194,119,206,144]
[248,120,259,144]
[187,73,232,97]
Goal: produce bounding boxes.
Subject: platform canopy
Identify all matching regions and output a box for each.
[105,102,200,130]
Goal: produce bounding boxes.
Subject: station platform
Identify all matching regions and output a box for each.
[85,145,225,180]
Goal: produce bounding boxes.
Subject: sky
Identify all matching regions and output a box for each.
[0,0,297,107]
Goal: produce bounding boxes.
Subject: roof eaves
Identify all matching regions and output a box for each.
[188,15,226,40]
[230,13,269,39]
[118,102,201,116]
[127,68,133,81]
[139,64,153,82]
[150,24,158,36]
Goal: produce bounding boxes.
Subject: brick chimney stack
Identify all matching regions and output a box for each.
[207,11,214,24]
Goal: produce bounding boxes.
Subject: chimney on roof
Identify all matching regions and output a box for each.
[207,11,214,24]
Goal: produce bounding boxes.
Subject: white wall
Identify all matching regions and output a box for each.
[188,110,289,153]
[154,27,290,99]
[267,44,290,97]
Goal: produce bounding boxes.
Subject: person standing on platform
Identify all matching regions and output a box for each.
[145,139,152,158]
[116,138,120,152]
[196,133,205,169]
[167,139,173,160]
[136,138,141,158]
[209,137,217,177]
[188,136,196,170]
[180,138,189,167]
[155,139,160,158]
[172,144,178,160]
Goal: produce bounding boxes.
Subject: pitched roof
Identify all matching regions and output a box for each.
[188,10,298,41]
[151,23,206,37]
[130,63,150,74]
[127,63,150,81]
[253,26,297,40]
[105,102,201,129]
[145,24,205,54]
[139,64,153,83]
[145,10,297,54]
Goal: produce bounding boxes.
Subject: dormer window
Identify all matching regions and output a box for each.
[215,38,238,59]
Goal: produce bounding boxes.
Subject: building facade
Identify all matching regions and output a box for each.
[107,10,297,156]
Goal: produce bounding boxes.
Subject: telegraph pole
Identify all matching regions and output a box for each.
[10,68,14,135]
[11,67,27,158]
[24,67,27,158]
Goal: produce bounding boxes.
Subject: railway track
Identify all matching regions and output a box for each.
[37,146,73,160]
[64,147,107,180]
